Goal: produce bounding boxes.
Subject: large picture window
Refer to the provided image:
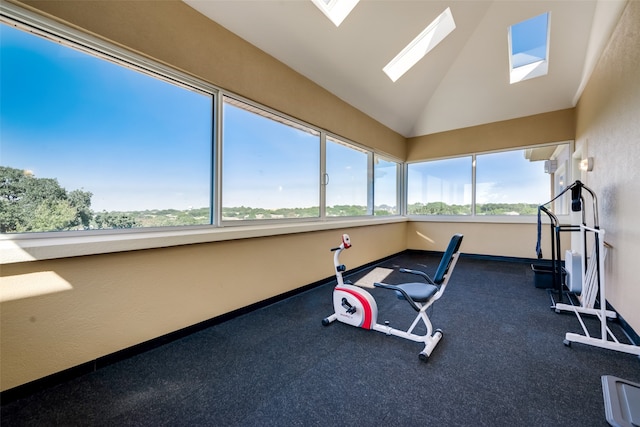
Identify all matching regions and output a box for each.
[0,22,214,233]
[325,137,370,217]
[407,157,472,215]
[476,149,550,215]
[1,10,401,236]
[222,97,320,220]
[2,2,420,243]
[407,143,570,216]
[374,155,399,215]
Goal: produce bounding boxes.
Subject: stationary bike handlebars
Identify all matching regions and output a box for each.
[331,234,351,285]
[330,234,351,252]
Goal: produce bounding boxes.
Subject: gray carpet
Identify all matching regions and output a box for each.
[2,253,639,426]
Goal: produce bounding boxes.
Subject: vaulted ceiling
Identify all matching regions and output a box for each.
[184,0,627,138]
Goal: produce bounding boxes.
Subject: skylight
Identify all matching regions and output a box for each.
[311,0,360,27]
[508,12,550,84]
[383,7,456,83]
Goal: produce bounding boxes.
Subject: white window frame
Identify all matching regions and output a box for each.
[0,2,404,264]
[406,141,574,223]
[1,2,219,233]
[220,95,322,224]
[373,154,401,216]
[324,135,373,218]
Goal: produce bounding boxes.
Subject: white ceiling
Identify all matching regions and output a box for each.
[184,0,627,138]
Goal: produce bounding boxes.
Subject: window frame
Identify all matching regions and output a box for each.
[1,3,219,234]
[324,134,373,218]
[0,2,572,265]
[406,155,473,216]
[0,1,404,264]
[220,95,322,225]
[406,141,574,223]
[508,12,551,84]
[373,153,401,216]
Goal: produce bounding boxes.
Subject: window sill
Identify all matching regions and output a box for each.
[1,214,569,264]
[0,216,407,264]
[407,214,571,224]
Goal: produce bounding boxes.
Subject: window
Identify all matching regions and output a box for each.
[509,12,550,84]
[1,2,400,240]
[310,0,360,27]
[407,143,570,217]
[383,7,456,82]
[325,137,370,216]
[0,21,214,233]
[374,155,399,215]
[222,97,320,220]
[407,157,472,215]
[476,149,551,215]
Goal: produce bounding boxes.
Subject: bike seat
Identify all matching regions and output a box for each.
[394,282,438,303]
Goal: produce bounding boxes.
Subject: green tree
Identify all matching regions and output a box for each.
[0,166,93,233]
[30,199,78,232]
[94,211,138,229]
[68,189,93,228]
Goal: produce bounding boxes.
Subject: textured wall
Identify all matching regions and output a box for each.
[407,109,575,161]
[407,221,568,261]
[575,1,640,332]
[1,223,407,390]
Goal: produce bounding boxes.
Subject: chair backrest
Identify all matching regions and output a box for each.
[433,234,464,285]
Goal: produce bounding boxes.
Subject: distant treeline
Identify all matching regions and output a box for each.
[2,165,537,233]
[407,202,538,216]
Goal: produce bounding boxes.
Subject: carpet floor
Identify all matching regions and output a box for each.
[2,252,639,426]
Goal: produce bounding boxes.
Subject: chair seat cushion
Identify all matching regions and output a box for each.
[395,282,439,303]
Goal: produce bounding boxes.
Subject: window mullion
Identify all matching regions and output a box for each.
[320,132,327,219]
[472,154,477,216]
[367,152,374,215]
[213,93,223,226]
[400,162,407,216]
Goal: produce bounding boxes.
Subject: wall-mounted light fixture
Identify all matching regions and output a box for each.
[579,157,594,172]
[544,159,557,173]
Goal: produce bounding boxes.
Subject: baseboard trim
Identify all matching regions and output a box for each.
[607,302,640,346]
[406,249,551,265]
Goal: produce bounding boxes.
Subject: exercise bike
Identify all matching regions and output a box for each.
[322,233,463,361]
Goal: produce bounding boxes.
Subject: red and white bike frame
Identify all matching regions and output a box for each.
[322,234,448,361]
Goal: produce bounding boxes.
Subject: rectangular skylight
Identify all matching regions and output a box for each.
[311,0,360,27]
[383,7,456,83]
[508,12,550,84]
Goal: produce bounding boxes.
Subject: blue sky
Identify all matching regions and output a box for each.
[223,106,385,210]
[475,150,550,204]
[2,20,551,214]
[222,103,321,209]
[407,150,551,206]
[511,12,549,67]
[1,24,212,212]
[2,23,384,213]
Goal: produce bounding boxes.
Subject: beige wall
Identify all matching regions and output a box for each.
[407,108,575,161]
[1,223,406,390]
[574,1,640,332]
[407,222,566,260]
